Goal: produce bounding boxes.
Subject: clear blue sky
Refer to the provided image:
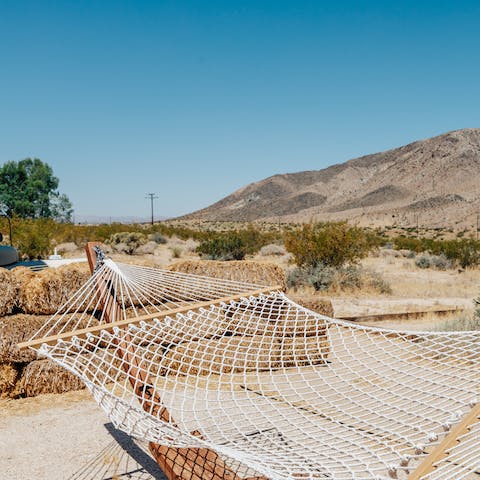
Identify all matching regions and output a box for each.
[1,1,479,219]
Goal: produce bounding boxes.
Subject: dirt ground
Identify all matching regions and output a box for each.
[0,390,167,480]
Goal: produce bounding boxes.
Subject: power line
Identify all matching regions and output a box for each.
[145,193,159,225]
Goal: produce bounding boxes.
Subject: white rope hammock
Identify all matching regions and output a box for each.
[21,250,480,480]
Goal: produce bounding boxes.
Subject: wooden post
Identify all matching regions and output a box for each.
[84,242,267,480]
[408,403,480,479]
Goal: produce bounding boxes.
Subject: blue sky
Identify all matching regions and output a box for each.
[1,1,479,219]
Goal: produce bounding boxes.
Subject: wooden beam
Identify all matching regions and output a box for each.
[408,403,480,480]
[18,284,281,350]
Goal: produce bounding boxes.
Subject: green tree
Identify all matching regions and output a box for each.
[0,158,73,221]
[51,193,74,223]
[284,222,377,268]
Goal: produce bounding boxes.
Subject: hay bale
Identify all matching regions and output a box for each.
[281,336,330,367]
[0,268,18,316]
[10,267,34,310]
[129,309,238,349]
[0,313,98,363]
[16,263,91,314]
[0,315,46,363]
[168,260,287,291]
[289,294,334,317]
[19,359,85,397]
[223,298,328,338]
[160,335,281,376]
[0,362,20,398]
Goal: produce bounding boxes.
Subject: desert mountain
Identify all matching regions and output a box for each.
[183,129,480,229]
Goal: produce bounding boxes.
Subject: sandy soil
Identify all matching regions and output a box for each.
[0,390,167,480]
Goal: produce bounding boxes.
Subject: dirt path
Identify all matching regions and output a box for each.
[0,390,166,480]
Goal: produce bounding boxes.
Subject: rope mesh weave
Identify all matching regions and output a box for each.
[28,259,480,480]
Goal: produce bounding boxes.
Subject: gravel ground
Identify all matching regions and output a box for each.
[0,390,167,480]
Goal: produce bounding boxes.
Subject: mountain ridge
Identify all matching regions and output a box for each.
[181,129,480,229]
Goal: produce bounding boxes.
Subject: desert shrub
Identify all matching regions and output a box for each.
[148,232,167,244]
[197,234,247,261]
[415,255,432,269]
[106,232,147,255]
[196,226,270,261]
[393,236,480,268]
[287,264,391,294]
[364,270,392,294]
[415,254,453,270]
[287,266,311,290]
[435,315,480,332]
[430,254,453,270]
[259,243,286,256]
[287,265,334,291]
[284,222,378,268]
[12,217,58,259]
[170,247,182,258]
[334,265,363,290]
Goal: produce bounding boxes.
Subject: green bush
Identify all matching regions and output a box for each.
[415,255,432,269]
[284,222,378,268]
[430,254,452,270]
[196,226,270,261]
[149,232,167,244]
[393,236,480,268]
[287,264,391,294]
[107,232,147,255]
[12,217,58,259]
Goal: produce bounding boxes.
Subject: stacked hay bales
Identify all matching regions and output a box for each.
[168,260,287,291]
[19,360,85,397]
[1,258,333,399]
[159,335,282,376]
[0,263,90,399]
[288,294,334,318]
[156,261,331,377]
[15,263,90,314]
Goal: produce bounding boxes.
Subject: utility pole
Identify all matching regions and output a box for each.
[476,213,479,241]
[145,193,159,225]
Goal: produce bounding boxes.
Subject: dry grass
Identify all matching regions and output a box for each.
[362,255,480,300]
[168,260,287,291]
[19,359,85,397]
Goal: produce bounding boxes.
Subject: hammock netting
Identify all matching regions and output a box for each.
[27,257,480,480]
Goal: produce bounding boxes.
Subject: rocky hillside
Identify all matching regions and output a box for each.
[183,129,480,229]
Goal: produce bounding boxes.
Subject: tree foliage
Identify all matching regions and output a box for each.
[196,226,272,261]
[0,158,73,221]
[284,222,378,268]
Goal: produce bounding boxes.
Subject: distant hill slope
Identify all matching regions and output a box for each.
[182,129,480,229]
